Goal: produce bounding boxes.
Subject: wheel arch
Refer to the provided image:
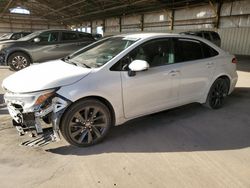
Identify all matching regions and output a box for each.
[213,74,231,93]
[61,95,116,127]
[201,74,232,103]
[6,50,33,65]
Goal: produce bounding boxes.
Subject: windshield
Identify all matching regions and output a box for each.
[0,33,12,40]
[18,31,41,41]
[70,37,139,68]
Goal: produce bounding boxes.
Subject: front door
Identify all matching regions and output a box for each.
[31,31,61,62]
[120,38,180,119]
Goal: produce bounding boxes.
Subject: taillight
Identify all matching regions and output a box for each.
[232,57,238,64]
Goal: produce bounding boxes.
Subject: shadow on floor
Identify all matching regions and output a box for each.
[0,94,4,104]
[47,87,250,156]
[0,94,8,114]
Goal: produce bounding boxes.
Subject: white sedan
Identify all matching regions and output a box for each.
[2,33,238,147]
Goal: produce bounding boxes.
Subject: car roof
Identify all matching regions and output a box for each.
[181,30,218,34]
[30,29,92,36]
[115,32,179,39]
[35,29,91,34]
[109,32,223,53]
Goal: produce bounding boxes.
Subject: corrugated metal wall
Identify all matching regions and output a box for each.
[0,14,65,35]
[96,0,250,55]
[218,27,250,55]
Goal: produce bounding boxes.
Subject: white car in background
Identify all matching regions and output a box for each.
[2,33,238,147]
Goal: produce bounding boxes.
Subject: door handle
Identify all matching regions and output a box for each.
[206,62,214,68]
[55,44,60,48]
[165,70,180,76]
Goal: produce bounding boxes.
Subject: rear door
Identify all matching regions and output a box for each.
[57,32,94,57]
[173,38,217,104]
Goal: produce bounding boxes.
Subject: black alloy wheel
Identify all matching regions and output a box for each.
[60,99,112,147]
[205,78,229,109]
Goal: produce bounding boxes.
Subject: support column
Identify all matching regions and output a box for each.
[90,21,93,34]
[170,9,175,31]
[119,17,122,33]
[103,19,105,33]
[216,1,222,29]
[141,14,144,31]
[209,0,222,29]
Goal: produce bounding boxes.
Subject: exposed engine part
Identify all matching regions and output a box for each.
[8,96,70,142]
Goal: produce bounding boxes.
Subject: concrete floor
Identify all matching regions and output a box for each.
[0,57,249,188]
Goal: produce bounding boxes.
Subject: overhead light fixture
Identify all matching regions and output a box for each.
[9,7,30,15]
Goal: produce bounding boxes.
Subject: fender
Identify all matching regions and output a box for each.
[200,73,232,103]
[5,48,33,65]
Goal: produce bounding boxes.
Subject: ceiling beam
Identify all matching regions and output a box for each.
[31,0,83,24]
[0,0,14,18]
[60,0,209,24]
[41,0,87,17]
[57,0,149,22]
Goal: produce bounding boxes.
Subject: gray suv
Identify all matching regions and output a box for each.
[0,29,95,71]
[180,31,221,47]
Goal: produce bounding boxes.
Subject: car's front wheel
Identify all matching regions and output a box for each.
[8,52,31,71]
[60,99,112,147]
[204,78,229,109]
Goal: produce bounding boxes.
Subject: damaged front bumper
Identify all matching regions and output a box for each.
[4,90,70,141]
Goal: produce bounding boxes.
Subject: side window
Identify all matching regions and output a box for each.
[79,33,94,40]
[11,33,21,40]
[61,32,78,41]
[203,32,211,41]
[174,38,203,63]
[211,32,220,40]
[202,43,219,58]
[133,39,174,67]
[196,33,202,37]
[111,38,174,71]
[39,32,59,43]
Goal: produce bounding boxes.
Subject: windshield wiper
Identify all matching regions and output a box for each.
[64,57,91,68]
[81,63,91,68]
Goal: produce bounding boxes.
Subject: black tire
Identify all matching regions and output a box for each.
[60,99,112,147]
[204,78,229,109]
[8,52,31,71]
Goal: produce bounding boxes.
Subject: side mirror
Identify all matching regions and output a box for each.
[128,60,149,77]
[128,60,149,72]
[33,37,40,43]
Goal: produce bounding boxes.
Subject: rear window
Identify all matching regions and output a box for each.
[202,43,219,58]
[61,32,78,41]
[174,38,203,62]
[211,32,220,40]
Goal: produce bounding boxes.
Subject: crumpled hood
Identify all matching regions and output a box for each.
[2,59,91,93]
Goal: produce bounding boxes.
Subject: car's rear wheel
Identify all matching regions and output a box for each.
[8,52,31,71]
[204,78,229,109]
[60,99,112,147]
